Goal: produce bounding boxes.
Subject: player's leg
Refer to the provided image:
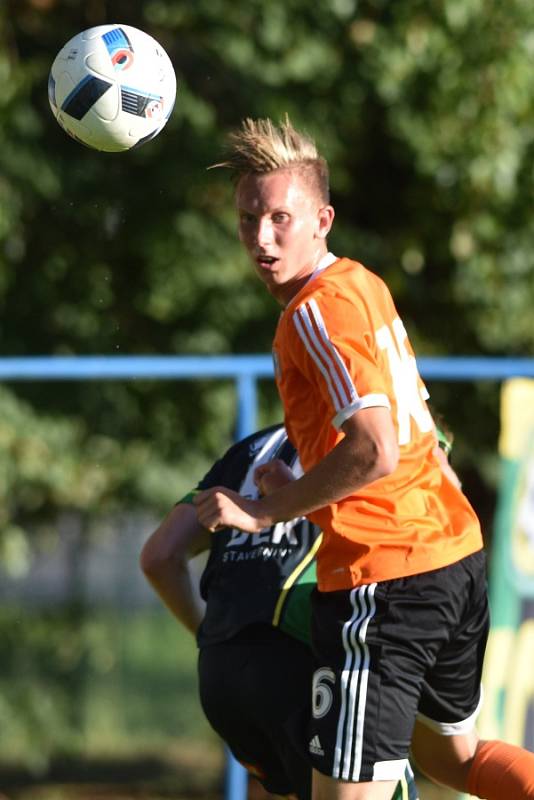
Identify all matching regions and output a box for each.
[310,761,418,800]
[308,583,430,800]
[411,720,478,790]
[198,626,315,799]
[466,739,534,797]
[411,549,487,790]
[412,724,534,798]
[312,770,397,800]
[198,634,292,796]
[413,550,534,798]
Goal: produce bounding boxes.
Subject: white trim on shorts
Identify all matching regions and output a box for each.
[372,758,409,781]
[416,685,484,735]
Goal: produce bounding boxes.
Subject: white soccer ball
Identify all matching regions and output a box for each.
[48,24,177,152]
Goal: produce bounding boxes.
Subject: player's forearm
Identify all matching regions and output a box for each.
[140,504,209,634]
[145,562,205,635]
[194,408,399,533]
[259,427,395,524]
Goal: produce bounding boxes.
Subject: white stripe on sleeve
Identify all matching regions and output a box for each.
[293,300,358,413]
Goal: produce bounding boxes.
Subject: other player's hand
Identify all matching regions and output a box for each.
[193,487,269,533]
[254,459,295,496]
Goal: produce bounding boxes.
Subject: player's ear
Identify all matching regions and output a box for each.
[316,205,335,239]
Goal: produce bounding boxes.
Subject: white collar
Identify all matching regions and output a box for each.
[307,251,337,285]
[282,252,338,311]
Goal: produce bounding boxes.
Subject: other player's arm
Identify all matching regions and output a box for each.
[194,405,398,532]
[254,458,296,495]
[432,416,462,489]
[140,501,211,635]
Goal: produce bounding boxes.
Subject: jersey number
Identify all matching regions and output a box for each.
[312,667,335,719]
[375,318,433,445]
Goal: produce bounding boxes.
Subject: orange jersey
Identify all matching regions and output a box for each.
[272,256,483,591]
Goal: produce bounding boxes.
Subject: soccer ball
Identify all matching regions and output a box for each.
[48,24,177,152]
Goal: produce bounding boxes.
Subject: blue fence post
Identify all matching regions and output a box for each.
[224,372,259,800]
[224,747,249,800]
[236,373,258,442]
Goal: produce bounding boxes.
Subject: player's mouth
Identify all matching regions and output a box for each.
[256,255,279,270]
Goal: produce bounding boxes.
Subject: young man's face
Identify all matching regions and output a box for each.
[236,168,334,306]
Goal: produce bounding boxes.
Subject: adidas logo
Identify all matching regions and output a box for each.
[309,734,324,756]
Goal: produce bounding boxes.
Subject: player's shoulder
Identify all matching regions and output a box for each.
[286,258,382,320]
[294,257,380,304]
[321,257,388,291]
[221,423,286,464]
[315,257,393,314]
[200,424,287,493]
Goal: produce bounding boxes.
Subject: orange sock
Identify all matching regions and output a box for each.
[467,740,534,798]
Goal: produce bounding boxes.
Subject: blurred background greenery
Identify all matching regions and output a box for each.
[1,0,534,796]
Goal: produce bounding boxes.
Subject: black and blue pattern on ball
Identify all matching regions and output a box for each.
[61,75,113,120]
[48,73,57,110]
[102,27,134,70]
[102,27,133,54]
[120,86,162,117]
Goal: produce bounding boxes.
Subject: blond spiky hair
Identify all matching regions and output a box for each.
[212,115,330,202]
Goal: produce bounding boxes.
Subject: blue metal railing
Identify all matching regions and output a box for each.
[2,353,534,800]
[2,354,534,439]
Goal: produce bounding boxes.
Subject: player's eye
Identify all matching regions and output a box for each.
[239,213,256,224]
[272,212,289,223]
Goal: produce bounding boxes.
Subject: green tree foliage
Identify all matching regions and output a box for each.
[359,0,534,354]
[1,0,533,549]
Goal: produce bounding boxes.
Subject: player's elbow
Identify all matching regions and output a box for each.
[373,437,399,479]
[139,534,173,580]
[351,435,398,485]
[343,406,398,484]
[139,538,159,578]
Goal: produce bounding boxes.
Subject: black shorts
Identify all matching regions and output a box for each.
[198,624,314,799]
[309,550,490,783]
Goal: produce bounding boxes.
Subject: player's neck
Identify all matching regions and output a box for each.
[277,251,337,307]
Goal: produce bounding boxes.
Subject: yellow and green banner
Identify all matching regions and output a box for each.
[478,378,534,748]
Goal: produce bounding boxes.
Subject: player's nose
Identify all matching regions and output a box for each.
[257,217,274,246]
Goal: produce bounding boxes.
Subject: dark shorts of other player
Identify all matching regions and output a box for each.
[198,624,314,799]
[309,549,490,783]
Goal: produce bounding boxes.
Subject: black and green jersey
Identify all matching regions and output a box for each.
[185,422,453,650]
[180,424,321,649]
[187,425,420,800]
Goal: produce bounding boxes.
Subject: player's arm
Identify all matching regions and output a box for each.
[433,420,462,489]
[194,406,398,532]
[140,502,211,635]
[254,458,296,495]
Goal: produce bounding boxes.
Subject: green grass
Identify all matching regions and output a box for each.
[85,609,215,747]
[0,606,220,766]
